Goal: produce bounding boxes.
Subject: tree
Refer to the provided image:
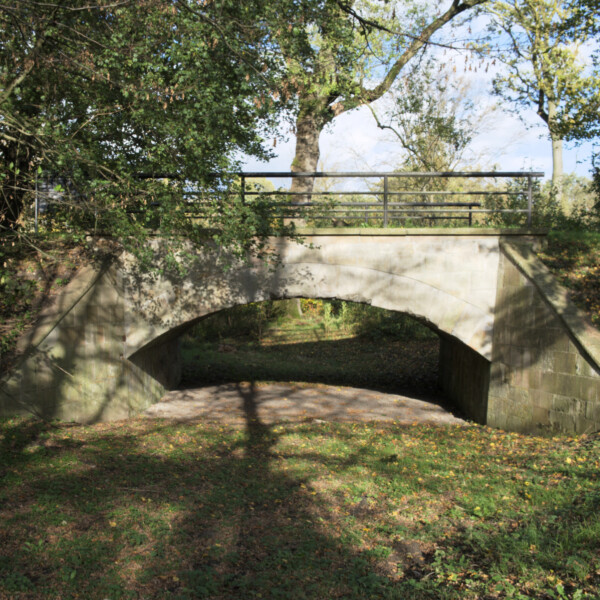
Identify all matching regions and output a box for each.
[0,0,299,259]
[485,0,600,193]
[269,0,488,199]
[368,60,489,176]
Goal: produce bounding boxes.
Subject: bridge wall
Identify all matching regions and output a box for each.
[2,230,599,433]
[438,335,490,424]
[0,263,174,422]
[121,232,501,360]
[487,243,600,433]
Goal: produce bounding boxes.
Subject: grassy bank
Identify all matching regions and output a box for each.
[537,231,600,328]
[1,416,598,599]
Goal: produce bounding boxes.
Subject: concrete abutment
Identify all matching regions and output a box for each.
[438,335,490,424]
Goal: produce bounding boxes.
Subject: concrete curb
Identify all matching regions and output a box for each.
[500,241,600,372]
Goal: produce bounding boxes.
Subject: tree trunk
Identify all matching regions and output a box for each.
[290,100,323,204]
[548,100,563,200]
[551,136,563,191]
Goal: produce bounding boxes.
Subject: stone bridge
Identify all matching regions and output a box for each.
[2,229,600,433]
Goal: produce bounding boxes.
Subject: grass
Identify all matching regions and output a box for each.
[537,230,600,328]
[1,416,599,599]
[182,300,440,397]
[181,336,440,398]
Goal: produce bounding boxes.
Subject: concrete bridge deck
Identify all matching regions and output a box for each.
[2,229,599,433]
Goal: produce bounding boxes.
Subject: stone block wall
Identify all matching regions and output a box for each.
[488,245,600,433]
[0,264,179,422]
[438,334,491,424]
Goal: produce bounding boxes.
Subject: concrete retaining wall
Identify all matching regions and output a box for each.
[488,243,600,433]
[0,263,179,422]
[438,335,490,424]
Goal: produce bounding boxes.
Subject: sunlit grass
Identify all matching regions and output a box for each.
[1,416,598,599]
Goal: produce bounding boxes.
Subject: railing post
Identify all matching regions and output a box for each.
[468,203,473,227]
[527,175,533,227]
[240,174,246,205]
[383,175,389,227]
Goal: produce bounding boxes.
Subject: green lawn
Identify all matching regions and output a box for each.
[1,416,599,599]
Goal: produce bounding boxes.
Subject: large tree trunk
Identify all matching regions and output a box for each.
[290,100,324,204]
[551,136,563,191]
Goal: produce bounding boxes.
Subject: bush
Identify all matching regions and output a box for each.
[185,299,437,344]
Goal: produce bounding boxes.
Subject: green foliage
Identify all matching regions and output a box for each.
[487,0,600,140]
[190,301,288,342]
[485,0,600,185]
[0,0,303,261]
[188,299,436,346]
[272,0,486,189]
[370,60,481,175]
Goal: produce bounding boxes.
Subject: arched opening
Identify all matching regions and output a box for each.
[145,299,471,425]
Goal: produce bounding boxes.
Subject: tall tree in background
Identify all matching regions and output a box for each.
[368,60,491,176]
[273,0,487,198]
[486,0,600,194]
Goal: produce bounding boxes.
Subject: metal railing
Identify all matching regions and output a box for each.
[31,170,544,233]
[232,171,544,228]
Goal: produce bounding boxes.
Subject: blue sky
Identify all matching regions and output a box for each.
[242,96,596,182]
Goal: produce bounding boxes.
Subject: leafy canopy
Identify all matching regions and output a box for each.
[486,0,600,142]
[0,0,312,260]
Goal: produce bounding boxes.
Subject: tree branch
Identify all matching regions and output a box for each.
[335,0,487,51]
[356,0,488,106]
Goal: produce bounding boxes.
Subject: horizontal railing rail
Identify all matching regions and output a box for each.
[206,171,544,227]
[30,170,544,235]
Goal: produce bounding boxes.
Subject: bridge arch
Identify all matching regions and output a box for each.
[124,233,498,424]
[123,233,499,362]
[5,229,597,434]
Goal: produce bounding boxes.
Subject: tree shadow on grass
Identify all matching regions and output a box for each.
[0,408,406,599]
[2,412,599,599]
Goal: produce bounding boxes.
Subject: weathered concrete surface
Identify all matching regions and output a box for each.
[487,242,600,433]
[0,261,173,422]
[438,335,491,424]
[2,228,599,433]
[121,230,508,361]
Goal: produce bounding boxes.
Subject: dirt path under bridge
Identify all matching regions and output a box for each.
[144,382,467,426]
